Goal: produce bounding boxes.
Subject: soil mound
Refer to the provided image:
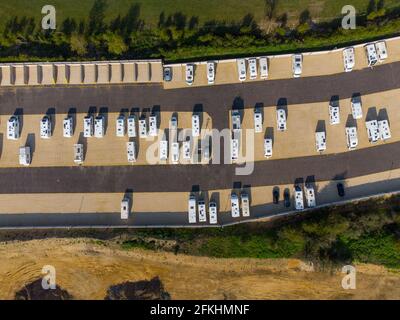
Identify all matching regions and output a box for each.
[15,278,73,300]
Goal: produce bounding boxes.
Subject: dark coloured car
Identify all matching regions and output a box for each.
[273,188,279,204]
[337,183,345,197]
[283,189,290,207]
[163,67,172,81]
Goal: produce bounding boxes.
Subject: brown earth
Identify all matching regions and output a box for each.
[0,238,399,300]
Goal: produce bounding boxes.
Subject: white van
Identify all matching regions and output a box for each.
[185,64,194,85]
[207,61,215,84]
[237,59,246,81]
[248,58,257,80]
[209,202,218,224]
[63,116,73,138]
[120,198,130,220]
[19,146,31,166]
[198,200,207,222]
[230,193,240,218]
[264,138,273,158]
[343,47,355,72]
[188,195,197,224]
[40,115,52,139]
[83,115,94,138]
[259,57,268,79]
[7,115,20,140]
[94,115,105,138]
[116,115,125,137]
[73,143,84,164]
[127,115,136,137]
[292,54,302,78]
[126,141,136,163]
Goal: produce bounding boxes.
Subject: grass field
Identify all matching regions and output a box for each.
[2,0,400,29]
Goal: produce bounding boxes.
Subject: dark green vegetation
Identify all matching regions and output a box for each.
[2,0,400,62]
[122,195,400,269]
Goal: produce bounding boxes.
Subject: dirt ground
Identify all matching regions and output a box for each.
[0,238,399,300]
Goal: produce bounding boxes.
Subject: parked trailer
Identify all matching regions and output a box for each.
[378,119,391,141]
[237,59,246,81]
[294,185,304,210]
[149,115,158,137]
[126,141,136,163]
[83,115,94,138]
[264,138,273,158]
[315,131,326,152]
[231,110,241,132]
[292,54,302,78]
[231,138,239,162]
[183,140,191,160]
[7,116,20,140]
[351,97,363,120]
[343,47,355,72]
[329,104,340,125]
[198,200,207,222]
[171,142,179,164]
[63,116,73,138]
[276,109,287,131]
[376,41,388,61]
[365,43,378,67]
[230,193,240,218]
[19,146,31,166]
[209,202,218,224]
[305,184,316,208]
[120,198,130,220]
[116,115,125,137]
[94,115,105,138]
[207,61,215,84]
[159,139,168,161]
[241,192,250,217]
[259,57,268,79]
[254,108,263,133]
[185,64,194,85]
[139,118,147,138]
[188,195,197,224]
[366,120,379,143]
[345,126,358,150]
[73,144,84,164]
[248,58,257,80]
[40,115,52,139]
[192,114,200,137]
[127,115,136,138]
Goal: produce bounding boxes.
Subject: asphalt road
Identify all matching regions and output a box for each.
[0,62,398,195]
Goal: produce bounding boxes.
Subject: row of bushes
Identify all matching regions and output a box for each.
[1,0,400,62]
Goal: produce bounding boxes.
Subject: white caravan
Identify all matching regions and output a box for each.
[259,57,268,79]
[248,58,257,80]
[126,141,136,163]
[305,184,316,208]
[231,138,239,162]
[63,116,73,138]
[231,111,241,132]
[192,114,200,137]
[116,115,125,137]
[351,98,363,120]
[343,47,355,72]
[345,127,358,150]
[19,146,31,166]
[315,131,326,152]
[375,41,388,61]
[292,54,302,78]
[185,64,194,85]
[149,115,158,137]
[182,140,191,160]
[241,192,250,217]
[294,185,304,210]
[139,118,147,138]
[378,119,391,141]
[329,104,340,125]
[83,115,94,138]
[7,115,20,140]
[209,202,218,224]
[188,195,197,224]
[159,139,168,161]
[254,108,263,133]
[94,115,105,138]
[365,43,378,67]
[171,142,179,164]
[365,119,379,143]
[264,138,273,158]
[276,109,287,131]
[73,144,84,164]
[40,115,52,139]
[127,115,136,138]
[237,59,246,81]
[120,198,130,220]
[230,193,240,218]
[198,200,207,222]
[207,61,215,84]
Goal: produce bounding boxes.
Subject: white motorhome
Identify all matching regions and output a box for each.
[264,138,273,158]
[202,136,211,161]
[365,119,379,143]
[248,58,257,80]
[19,146,31,166]
[7,115,20,140]
[149,115,158,137]
[346,126,358,150]
[198,200,207,222]
[343,47,355,72]
[315,131,326,152]
[209,202,218,224]
[159,139,168,161]
[188,195,197,224]
[83,115,94,138]
[329,104,340,125]
[375,41,388,61]
[237,59,246,81]
[276,109,287,131]
[73,144,84,164]
[171,142,179,164]
[139,118,147,138]
[231,110,241,132]
[378,119,391,141]
[231,138,239,162]
[183,140,191,160]
[192,114,200,137]
[121,197,130,220]
[94,115,105,138]
[40,115,52,139]
[305,184,316,208]
[126,141,136,163]
[254,108,262,133]
[294,185,304,210]
[230,192,240,218]
[207,61,215,84]
[241,192,250,217]
[292,54,302,78]
[127,115,136,138]
[351,98,363,120]
[63,116,73,138]
[259,57,268,79]
[185,64,194,85]
[116,115,125,137]
[365,43,378,67]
